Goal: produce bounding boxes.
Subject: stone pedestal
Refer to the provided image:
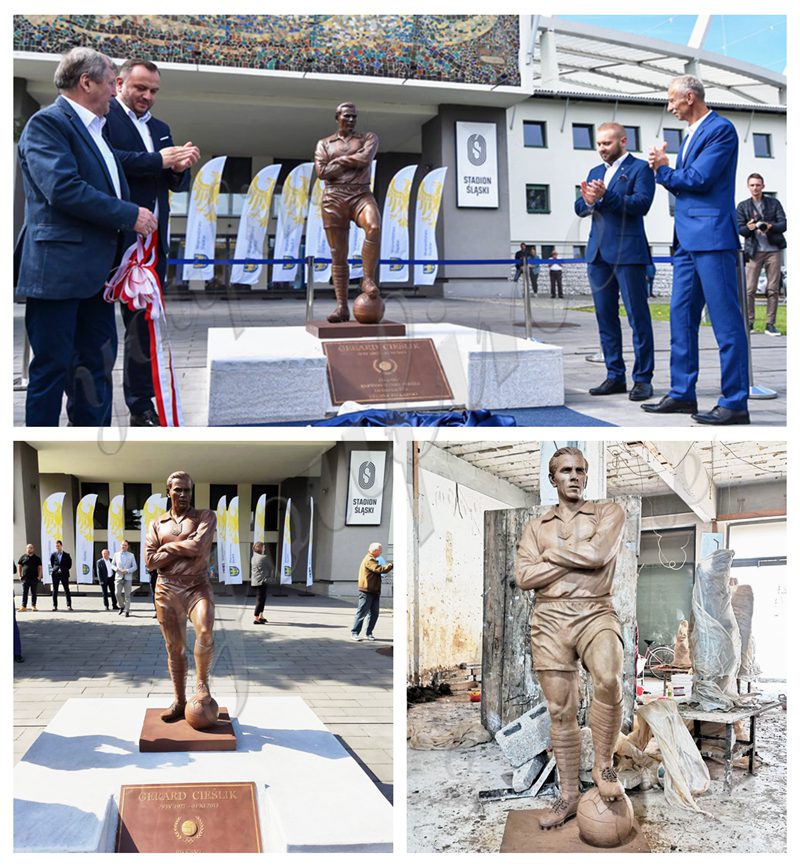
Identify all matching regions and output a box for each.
[14,696,392,853]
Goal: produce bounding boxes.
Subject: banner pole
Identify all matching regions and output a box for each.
[305,256,315,322]
[522,254,532,340]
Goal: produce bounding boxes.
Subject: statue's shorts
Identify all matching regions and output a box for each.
[155,574,214,625]
[322,184,378,230]
[530,596,622,672]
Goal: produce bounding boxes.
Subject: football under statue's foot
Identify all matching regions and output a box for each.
[538,794,580,830]
[327,304,350,323]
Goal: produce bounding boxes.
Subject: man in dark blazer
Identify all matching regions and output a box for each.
[736,173,786,335]
[644,74,750,425]
[15,47,157,427]
[50,540,73,611]
[104,59,199,426]
[96,548,118,610]
[575,122,655,401]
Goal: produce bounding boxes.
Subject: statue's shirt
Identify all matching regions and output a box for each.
[516,501,625,599]
[314,130,379,187]
[145,508,216,579]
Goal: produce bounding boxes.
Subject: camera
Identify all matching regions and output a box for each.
[756,221,769,232]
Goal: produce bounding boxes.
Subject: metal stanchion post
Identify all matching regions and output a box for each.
[522,254,532,340]
[737,250,777,399]
[305,255,315,323]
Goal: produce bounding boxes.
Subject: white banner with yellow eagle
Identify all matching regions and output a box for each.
[75,493,97,584]
[414,167,447,285]
[108,495,125,559]
[380,164,417,283]
[305,178,331,285]
[280,497,293,585]
[216,496,228,584]
[254,493,267,545]
[182,155,227,282]
[227,496,243,585]
[272,162,313,283]
[231,164,281,286]
[140,494,167,583]
[347,160,377,280]
[40,492,66,585]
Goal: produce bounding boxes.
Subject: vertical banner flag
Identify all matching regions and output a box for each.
[182,155,227,282]
[140,494,167,584]
[455,122,499,208]
[75,493,98,585]
[40,492,66,585]
[414,167,448,285]
[380,164,417,282]
[216,496,228,584]
[305,178,332,285]
[280,497,293,585]
[254,493,267,545]
[230,163,281,285]
[346,451,387,525]
[306,498,315,587]
[108,495,125,558]
[227,496,243,585]
[272,162,314,283]
[348,161,377,280]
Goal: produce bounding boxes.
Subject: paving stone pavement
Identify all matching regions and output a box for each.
[13,586,393,794]
[13,292,786,427]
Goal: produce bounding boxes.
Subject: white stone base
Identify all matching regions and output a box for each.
[14,696,391,853]
[206,323,563,424]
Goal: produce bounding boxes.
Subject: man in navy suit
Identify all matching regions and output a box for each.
[15,47,157,427]
[575,123,655,401]
[104,59,199,427]
[643,75,750,425]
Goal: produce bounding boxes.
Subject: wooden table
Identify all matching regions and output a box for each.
[678,699,781,794]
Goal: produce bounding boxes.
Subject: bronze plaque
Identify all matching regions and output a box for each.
[116,781,262,853]
[323,338,453,405]
[139,707,236,752]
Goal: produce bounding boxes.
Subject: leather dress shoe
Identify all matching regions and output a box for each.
[628,382,653,401]
[691,406,750,426]
[641,395,698,414]
[130,408,161,427]
[589,378,627,396]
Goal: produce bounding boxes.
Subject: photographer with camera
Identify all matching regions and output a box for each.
[737,173,786,336]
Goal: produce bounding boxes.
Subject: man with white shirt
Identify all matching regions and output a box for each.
[575,122,655,401]
[15,47,157,426]
[104,59,199,427]
[113,539,138,617]
[644,74,750,425]
[96,548,118,611]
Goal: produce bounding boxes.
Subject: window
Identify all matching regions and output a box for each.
[541,244,555,259]
[210,483,237,512]
[525,184,550,214]
[753,133,772,158]
[523,120,547,148]
[80,482,109,530]
[575,185,583,200]
[572,123,594,149]
[668,192,676,217]
[663,128,683,154]
[572,245,586,259]
[124,483,154,531]
[250,484,280,531]
[624,126,640,152]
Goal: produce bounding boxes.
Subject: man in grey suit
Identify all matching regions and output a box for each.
[112,539,138,617]
[15,47,157,426]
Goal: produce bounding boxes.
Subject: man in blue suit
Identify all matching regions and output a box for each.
[104,59,199,426]
[643,75,750,425]
[15,47,157,427]
[575,123,655,401]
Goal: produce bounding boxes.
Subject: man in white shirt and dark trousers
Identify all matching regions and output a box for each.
[96,548,118,610]
[113,540,138,617]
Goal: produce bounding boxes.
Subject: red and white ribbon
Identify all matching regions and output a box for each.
[104,232,183,426]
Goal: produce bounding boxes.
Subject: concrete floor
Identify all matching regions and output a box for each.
[407,683,786,853]
[13,291,786,427]
[13,585,393,796]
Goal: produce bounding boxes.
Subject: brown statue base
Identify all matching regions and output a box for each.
[306,320,406,339]
[139,706,236,752]
[500,808,649,853]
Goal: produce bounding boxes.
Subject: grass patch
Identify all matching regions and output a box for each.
[571,303,787,334]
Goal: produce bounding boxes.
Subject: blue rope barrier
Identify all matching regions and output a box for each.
[168,255,680,266]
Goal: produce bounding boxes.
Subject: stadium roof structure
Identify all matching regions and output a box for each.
[531,16,786,110]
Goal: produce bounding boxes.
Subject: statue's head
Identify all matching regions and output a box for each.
[335,102,358,131]
[166,471,194,512]
[548,447,588,502]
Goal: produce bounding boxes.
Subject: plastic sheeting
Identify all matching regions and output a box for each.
[689,549,741,711]
[314,408,517,427]
[407,715,492,750]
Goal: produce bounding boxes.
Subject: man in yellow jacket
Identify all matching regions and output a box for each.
[351,542,393,641]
